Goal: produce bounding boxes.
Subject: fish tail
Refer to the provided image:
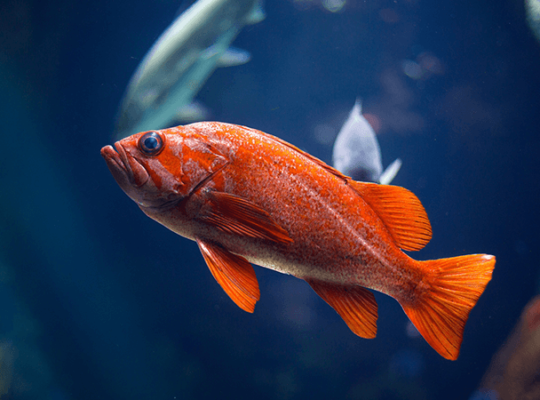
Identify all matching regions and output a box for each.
[401,254,495,360]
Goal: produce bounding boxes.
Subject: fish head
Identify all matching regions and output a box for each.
[101,125,228,210]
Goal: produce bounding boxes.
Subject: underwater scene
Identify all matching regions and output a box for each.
[1,0,540,399]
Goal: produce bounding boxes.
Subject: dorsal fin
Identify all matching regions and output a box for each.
[247,127,431,251]
[249,127,349,180]
[348,180,432,251]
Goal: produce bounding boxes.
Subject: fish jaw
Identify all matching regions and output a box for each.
[114,142,149,187]
[101,143,162,208]
[101,144,140,192]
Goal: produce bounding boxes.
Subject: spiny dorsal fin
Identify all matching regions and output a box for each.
[246,126,430,251]
[247,126,350,180]
[348,180,432,251]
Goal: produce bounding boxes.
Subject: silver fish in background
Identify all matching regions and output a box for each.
[115,0,265,139]
[332,99,402,184]
[526,0,540,43]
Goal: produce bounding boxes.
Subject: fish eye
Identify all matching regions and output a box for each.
[138,131,164,156]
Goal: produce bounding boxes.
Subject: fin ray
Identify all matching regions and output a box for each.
[306,279,378,338]
[196,239,260,313]
[200,191,293,244]
[401,254,495,360]
[348,181,432,251]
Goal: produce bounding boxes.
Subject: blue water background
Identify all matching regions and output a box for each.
[0,0,539,399]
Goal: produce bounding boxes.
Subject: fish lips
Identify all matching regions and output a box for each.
[101,142,149,198]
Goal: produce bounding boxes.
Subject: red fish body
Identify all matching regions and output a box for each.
[101,122,495,360]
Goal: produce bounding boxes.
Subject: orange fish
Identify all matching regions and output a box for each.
[101,122,495,360]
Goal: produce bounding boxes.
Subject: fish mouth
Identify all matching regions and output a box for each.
[101,143,149,188]
[102,142,183,210]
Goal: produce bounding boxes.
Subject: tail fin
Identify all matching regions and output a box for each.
[401,254,495,360]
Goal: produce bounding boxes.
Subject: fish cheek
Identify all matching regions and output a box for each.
[143,156,187,199]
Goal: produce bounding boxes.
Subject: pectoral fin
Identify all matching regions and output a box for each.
[306,279,378,338]
[199,190,293,244]
[196,239,260,313]
[217,47,251,67]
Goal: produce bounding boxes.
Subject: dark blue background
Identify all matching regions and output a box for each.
[0,0,539,398]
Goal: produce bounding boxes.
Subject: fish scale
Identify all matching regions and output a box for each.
[102,121,495,360]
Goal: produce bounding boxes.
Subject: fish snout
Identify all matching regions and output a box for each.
[113,142,149,188]
[101,144,131,189]
[101,142,150,199]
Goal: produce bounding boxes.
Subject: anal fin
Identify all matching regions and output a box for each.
[306,279,378,338]
[196,239,260,313]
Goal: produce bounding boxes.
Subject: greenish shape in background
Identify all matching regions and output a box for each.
[526,0,540,42]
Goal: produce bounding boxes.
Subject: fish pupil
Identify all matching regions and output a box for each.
[139,131,163,155]
[145,137,158,149]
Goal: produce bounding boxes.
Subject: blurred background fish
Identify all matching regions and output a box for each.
[526,0,540,43]
[332,99,402,184]
[114,0,265,139]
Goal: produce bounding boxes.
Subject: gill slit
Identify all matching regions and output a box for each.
[187,160,231,197]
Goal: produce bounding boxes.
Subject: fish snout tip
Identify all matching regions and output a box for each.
[108,141,150,188]
[101,143,128,182]
[101,144,124,170]
[100,144,116,159]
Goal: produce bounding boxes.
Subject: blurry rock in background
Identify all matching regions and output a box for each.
[473,295,540,400]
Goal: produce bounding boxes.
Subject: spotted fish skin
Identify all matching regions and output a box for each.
[101,121,495,360]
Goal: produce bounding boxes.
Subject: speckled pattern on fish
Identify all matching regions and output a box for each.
[101,121,495,361]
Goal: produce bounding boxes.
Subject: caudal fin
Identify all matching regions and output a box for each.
[401,254,495,360]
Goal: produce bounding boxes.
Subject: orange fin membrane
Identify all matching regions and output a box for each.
[200,191,293,244]
[348,181,432,251]
[306,279,378,338]
[402,254,495,360]
[196,239,260,313]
